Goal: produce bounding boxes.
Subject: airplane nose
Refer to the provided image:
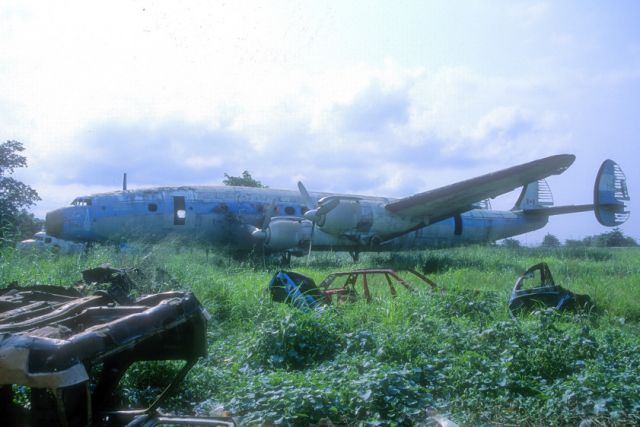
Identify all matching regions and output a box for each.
[45,209,64,238]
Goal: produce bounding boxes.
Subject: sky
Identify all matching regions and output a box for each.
[1,0,639,244]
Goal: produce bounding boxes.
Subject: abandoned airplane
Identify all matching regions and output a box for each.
[44,155,630,258]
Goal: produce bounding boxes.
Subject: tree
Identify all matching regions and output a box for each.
[594,228,638,247]
[541,233,561,248]
[501,238,521,249]
[564,238,585,248]
[222,170,266,188]
[1,140,41,243]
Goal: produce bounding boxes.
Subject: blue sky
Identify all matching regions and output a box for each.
[1,0,638,243]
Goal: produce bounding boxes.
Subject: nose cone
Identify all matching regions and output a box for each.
[45,208,65,238]
[251,228,267,241]
[303,209,318,222]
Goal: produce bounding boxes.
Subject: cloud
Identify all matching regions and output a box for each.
[2,1,638,242]
[471,107,537,141]
[14,63,574,216]
[332,82,410,133]
[47,120,249,187]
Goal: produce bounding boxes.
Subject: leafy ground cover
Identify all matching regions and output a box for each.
[1,245,639,425]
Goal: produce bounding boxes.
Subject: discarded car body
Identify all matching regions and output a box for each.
[0,268,233,426]
[508,262,593,318]
[16,231,85,254]
[268,269,437,309]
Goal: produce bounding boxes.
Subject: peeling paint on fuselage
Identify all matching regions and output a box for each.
[46,186,548,252]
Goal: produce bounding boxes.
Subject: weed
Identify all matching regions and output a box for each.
[2,244,640,424]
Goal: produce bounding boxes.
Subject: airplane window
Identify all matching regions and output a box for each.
[284,206,295,215]
[72,198,93,206]
[148,203,158,212]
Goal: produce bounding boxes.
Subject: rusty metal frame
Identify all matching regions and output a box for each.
[317,269,437,303]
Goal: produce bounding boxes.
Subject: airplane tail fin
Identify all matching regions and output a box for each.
[513,179,555,210]
[593,159,630,226]
[515,159,630,226]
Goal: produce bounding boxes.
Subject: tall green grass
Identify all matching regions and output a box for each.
[1,244,639,425]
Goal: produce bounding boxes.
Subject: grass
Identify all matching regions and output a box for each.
[2,244,640,425]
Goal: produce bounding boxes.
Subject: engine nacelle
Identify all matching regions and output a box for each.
[319,200,360,235]
[264,217,312,251]
[319,200,375,236]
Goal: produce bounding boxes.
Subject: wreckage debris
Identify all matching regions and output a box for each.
[268,268,437,309]
[509,262,594,318]
[0,266,235,426]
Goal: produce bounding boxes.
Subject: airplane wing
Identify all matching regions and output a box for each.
[385,154,576,223]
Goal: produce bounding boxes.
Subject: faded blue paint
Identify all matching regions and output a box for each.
[46,185,551,253]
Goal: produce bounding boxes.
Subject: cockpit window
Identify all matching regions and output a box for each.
[72,198,93,206]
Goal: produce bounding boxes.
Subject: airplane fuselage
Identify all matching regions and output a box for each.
[45,185,548,254]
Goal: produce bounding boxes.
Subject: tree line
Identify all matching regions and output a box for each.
[0,140,42,245]
[502,228,638,249]
[2,141,636,250]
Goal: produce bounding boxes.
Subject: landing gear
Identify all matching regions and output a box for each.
[281,251,292,266]
[348,250,360,263]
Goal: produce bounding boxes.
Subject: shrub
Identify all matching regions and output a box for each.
[247,311,342,369]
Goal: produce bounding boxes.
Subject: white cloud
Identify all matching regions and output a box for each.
[2,1,638,242]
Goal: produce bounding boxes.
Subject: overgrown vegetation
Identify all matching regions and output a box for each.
[223,170,267,188]
[0,140,41,244]
[1,244,639,425]
[505,228,638,249]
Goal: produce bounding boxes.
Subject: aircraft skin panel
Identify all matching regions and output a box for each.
[53,188,550,252]
[384,154,575,222]
[44,155,629,255]
[382,210,548,250]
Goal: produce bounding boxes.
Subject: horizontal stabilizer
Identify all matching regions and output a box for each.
[522,204,595,217]
[518,159,630,227]
[385,154,575,222]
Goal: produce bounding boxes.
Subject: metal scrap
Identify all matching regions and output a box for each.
[0,267,233,426]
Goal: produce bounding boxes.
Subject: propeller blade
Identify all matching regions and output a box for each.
[317,198,339,216]
[297,181,316,209]
[303,197,340,223]
[306,222,315,265]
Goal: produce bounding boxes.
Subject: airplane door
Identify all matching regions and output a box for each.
[173,196,186,225]
[169,194,195,229]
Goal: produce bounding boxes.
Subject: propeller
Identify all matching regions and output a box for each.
[303,197,340,224]
[249,200,277,267]
[297,181,316,209]
[298,182,362,263]
[251,200,277,242]
[298,182,344,263]
[297,181,318,263]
